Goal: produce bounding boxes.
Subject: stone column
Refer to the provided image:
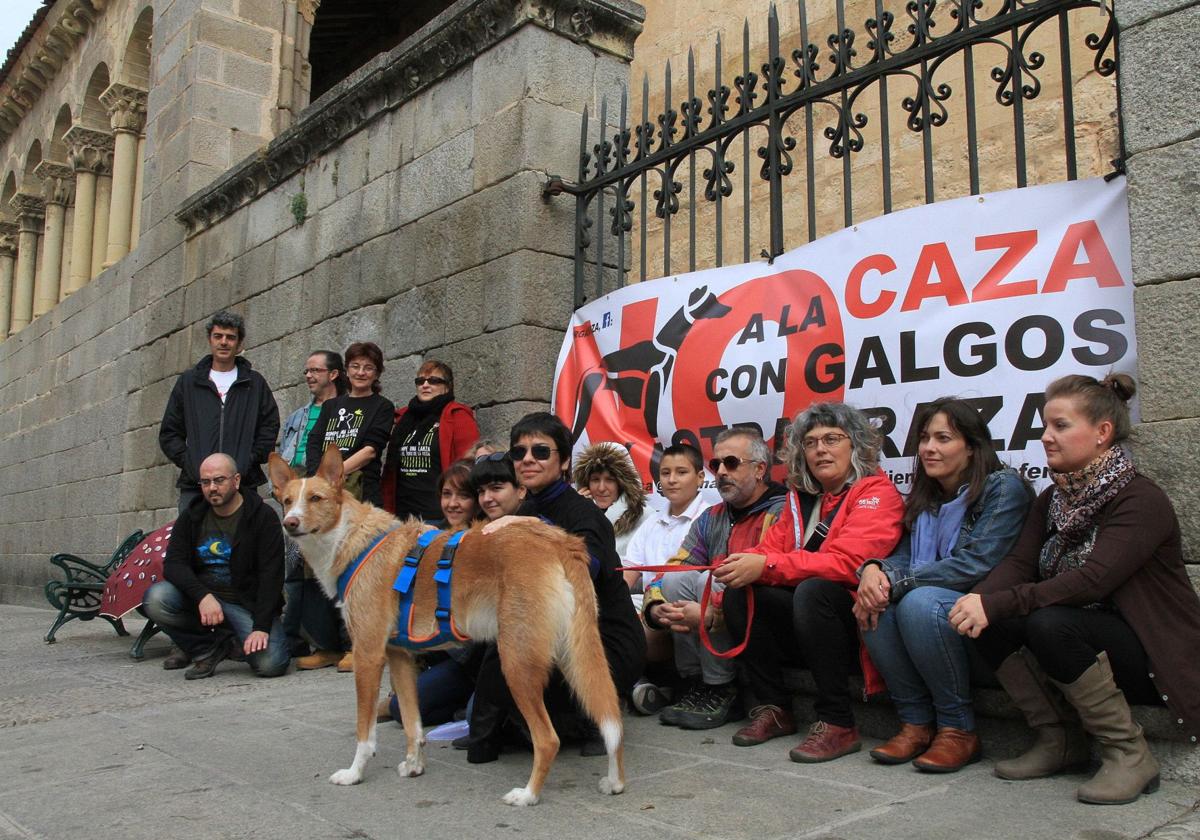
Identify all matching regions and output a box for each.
[8,193,45,334]
[63,126,113,292]
[100,83,147,268]
[33,162,73,317]
[130,134,145,250]
[91,169,112,279]
[0,225,16,341]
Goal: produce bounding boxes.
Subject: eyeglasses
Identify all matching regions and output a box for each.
[475,451,508,463]
[801,432,850,451]
[302,367,329,375]
[415,376,448,386]
[198,476,232,488]
[348,363,377,373]
[509,444,555,462]
[708,455,761,473]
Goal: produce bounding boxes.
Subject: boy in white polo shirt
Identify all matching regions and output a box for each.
[623,444,706,714]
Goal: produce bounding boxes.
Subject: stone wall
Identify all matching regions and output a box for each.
[0,0,645,606]
[1120,0,1200,565]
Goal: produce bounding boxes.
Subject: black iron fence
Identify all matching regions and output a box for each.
[548,0,1120,308]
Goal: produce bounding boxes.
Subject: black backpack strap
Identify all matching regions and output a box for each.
[804,495,846,553]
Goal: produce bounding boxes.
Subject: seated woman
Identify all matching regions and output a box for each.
[855,399,1032,771]
[572,442,652,562]
[382,359,479,522]
[381,461,484,726]
[467,413,646,761]
[718,402,904,762]
[950,374,1200,805]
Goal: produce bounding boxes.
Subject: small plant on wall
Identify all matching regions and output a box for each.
[290,192,308,226]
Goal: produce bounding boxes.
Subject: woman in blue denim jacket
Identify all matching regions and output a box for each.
[853,398,1033,772]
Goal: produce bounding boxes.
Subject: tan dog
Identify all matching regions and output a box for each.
[267,446,625,806]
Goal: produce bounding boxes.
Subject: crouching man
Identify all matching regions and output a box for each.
[143,453,289,679]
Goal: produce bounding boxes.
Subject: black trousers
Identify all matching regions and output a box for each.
[973,605,1160,705]
[724,577,861,728]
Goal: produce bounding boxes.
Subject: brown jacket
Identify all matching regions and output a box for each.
[975,475,1200,744]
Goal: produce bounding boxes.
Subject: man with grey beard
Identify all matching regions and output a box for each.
[641,428,787,729]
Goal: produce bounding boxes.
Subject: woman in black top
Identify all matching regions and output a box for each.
[306,342,394,506]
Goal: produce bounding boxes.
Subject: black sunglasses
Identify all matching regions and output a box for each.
[509,443,555,462]
[708,455,762,473]
[415,376,448,386]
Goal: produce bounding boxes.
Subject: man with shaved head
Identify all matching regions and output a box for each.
[143,453,289,679]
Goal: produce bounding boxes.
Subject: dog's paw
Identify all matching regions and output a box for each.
[598,776,625,796]
[397,758,425,778]
[501,787,540,807]
[329,768,363,786]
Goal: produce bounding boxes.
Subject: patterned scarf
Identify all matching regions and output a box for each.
[1038,446,1136,580]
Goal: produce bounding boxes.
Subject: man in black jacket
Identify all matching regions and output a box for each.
[158,310,280,512]
[143,453,289,679]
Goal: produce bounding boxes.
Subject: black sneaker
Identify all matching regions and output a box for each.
[631,680,672,715]
[659,680,705,727]
[184,641,230,680]
[674,682,740,730]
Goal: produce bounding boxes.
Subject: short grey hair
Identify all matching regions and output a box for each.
[715,427,771,466]
[782,402,880,494]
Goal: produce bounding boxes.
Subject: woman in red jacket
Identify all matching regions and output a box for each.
[381,359,480,521]
[718,402,904,763]
[950,373,1200,805]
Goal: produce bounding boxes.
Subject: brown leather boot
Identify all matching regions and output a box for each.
[731,705,797,746]
[993,649,1090,780]
[912,727,981,773]
[870,722,936,764]
[789,721,861,763]
[1053,653,1160,805]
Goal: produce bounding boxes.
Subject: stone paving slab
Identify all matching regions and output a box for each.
[1,604,1196,840]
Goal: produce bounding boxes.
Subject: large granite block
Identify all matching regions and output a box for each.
[1132,416,1200,562]
[1126,137,1200,286]
[1119,4,1200,155]
[1134,278,1200,422]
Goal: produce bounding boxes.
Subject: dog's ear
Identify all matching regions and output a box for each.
[267,452,295,501]
[317,444,345,491]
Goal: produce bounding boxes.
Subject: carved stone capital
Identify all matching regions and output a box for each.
[36,161,75,205]
[0,233,16,258]
[10,193,46,230]
[100,83,148,134]
[64,125,115,174]
[298,0,321,24]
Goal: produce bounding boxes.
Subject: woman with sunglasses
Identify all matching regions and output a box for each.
[718,402,904,762]
[854,398,1033,772]
[464,413,645,763]
[382,359,480,522]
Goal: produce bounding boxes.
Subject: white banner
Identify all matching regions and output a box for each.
[553,177,1135,500]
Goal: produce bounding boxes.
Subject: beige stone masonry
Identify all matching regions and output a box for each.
[32,161,74,317]
[63,126,113,295]
[99,83,147,269]
[8,193,44,334]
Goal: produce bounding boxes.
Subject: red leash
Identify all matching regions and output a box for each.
[618,564,754,659]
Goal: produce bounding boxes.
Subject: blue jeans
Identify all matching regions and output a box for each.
[862,586,975,730]
[144,581,290,677]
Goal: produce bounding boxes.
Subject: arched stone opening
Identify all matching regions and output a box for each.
[80,64,112,130]
[307,0,451,102]
[118,7,154,89]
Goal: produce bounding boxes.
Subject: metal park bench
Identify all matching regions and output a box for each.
[44,531,148,650]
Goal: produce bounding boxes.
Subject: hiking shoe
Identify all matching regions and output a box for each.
[184,642,230,680]
[162,645,191,671]
[789,721,862,763]
[659,679,703,727]
[674,682,740,730]
[295,650,342,670]
[732,704,797,746]
[631,680,672,715]
[337,651,355,673]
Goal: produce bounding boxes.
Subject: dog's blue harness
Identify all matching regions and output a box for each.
[335,530,395,604]
[391,529,468,648]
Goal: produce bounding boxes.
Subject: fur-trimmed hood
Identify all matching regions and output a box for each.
[572,442,647,536]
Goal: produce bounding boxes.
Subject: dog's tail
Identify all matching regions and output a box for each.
[556,535,625,794]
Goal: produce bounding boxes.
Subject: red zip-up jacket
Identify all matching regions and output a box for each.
[748,470,904,695]
[380,401,479,514]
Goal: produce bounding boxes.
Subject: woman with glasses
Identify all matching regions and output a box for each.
[306,341,395,508]
[718,402,904,762]
[855,399,1033,772]
[382,359,480,523]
